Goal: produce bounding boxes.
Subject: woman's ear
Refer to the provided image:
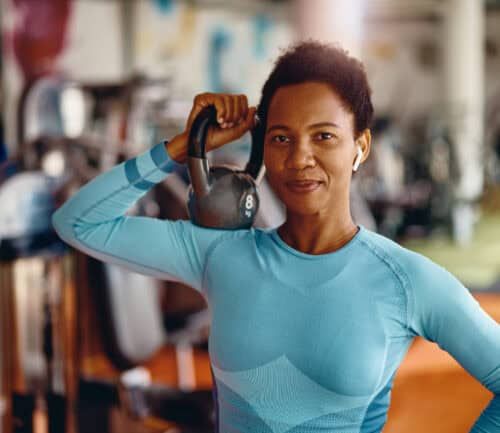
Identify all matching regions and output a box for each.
[355,129,371,162]
[353,146,363,172]
[352,129,371,172]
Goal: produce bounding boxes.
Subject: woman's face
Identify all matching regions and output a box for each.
[263,81,369,216]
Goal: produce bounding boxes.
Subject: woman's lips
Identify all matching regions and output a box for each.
[286,180,322,193]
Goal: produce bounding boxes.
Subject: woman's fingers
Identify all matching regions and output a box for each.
[235,94,248,125]
[232,95,242,126]
[186,93,254,151]
[191,93,250,128]
[221,95,233,128]
[213,96,227,125]
[231,106,257,136]
[218,94,249,128]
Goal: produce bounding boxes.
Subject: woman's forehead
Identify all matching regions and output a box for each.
[267,83,353,128]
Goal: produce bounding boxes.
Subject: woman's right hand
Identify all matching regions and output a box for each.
[167,93,257,163]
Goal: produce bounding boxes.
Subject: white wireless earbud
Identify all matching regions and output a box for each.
[352,146,363,172]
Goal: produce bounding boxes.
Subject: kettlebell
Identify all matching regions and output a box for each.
[186,105,263,229]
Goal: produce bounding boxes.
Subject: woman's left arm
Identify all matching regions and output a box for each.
[406,253,500,432]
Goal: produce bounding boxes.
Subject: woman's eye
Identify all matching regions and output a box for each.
[315,132,334,141]
[271,135,289,144]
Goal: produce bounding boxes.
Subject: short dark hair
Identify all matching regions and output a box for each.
[256,40,374,140]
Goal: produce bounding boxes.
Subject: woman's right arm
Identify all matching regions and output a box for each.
[52,92,257,294]
[52,139,228,293]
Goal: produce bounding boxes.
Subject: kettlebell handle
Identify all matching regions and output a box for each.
[187,106,215,197]
[187,105,217,159]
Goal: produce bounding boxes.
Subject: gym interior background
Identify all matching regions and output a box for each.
[1,0,500,432]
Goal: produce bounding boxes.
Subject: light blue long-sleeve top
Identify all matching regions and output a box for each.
[52,141,500,433]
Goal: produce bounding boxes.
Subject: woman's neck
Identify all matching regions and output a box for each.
[278,210,358,255]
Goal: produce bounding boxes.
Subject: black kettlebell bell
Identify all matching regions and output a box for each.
[186,105,263,229]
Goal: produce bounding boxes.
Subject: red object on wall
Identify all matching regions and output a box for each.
[11,0,72,81]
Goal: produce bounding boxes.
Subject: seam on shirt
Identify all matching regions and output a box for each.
[357,236,413,339]
[102,216,123,247]
[481,363,500,390]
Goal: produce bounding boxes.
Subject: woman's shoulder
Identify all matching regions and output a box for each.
[358,226,452,288]
[360,228,468,331]
[358,226,423,264]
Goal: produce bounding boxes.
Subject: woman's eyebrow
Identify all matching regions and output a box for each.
[307,122,340,129]
[266,124,290,133]
[266,122,340,134]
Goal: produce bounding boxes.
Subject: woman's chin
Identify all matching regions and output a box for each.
[280,194,326,216]
[270,184,330,216]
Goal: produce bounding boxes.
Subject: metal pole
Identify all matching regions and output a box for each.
[443,0,485,244]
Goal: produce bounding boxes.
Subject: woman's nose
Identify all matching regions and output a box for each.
[285,140,315,170]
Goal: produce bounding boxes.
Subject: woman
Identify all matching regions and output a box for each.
[52,41,500,433]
